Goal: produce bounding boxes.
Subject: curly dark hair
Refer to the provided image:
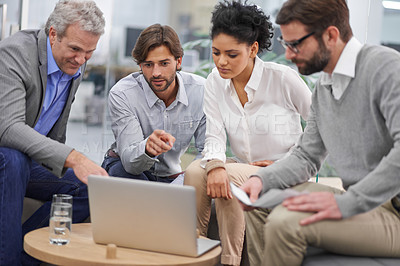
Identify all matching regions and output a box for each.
[210,0,274,53]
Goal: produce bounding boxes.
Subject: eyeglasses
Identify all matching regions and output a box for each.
[277,32,315,54]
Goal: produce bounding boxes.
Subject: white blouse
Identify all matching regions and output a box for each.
[201,56,312,165]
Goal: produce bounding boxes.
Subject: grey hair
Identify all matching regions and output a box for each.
[45,0,105,38]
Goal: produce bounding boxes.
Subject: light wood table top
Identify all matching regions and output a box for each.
[24,223,221,266]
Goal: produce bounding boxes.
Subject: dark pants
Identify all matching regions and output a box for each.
[0,147,89,265]
[101,156,173,183]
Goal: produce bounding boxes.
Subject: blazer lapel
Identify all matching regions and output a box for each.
[36,29,48,126]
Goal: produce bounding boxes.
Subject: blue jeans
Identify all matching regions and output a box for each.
[0,147,89,265]
[101,156,173,183]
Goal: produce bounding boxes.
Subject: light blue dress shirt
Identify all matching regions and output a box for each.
[108,71,206,177]
[34,37,81,136]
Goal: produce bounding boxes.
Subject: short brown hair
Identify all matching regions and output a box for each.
[132,24,184,65]
[276,0,353,42]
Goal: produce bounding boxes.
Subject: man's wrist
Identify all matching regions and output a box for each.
[64,149,84,168]
[249,174,261,180]
[249,174,264,187]
[145,148,155,157]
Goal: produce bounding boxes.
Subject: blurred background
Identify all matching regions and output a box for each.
[0,0,399,175]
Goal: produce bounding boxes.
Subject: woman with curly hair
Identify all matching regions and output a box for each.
[184,1,311,265]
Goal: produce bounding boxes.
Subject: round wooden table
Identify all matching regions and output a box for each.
[24,223,221,266]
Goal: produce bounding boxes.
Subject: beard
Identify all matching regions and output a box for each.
[144,71,176,93]
[293,39,331,75]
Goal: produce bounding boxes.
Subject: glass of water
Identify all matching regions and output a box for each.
[49,194,73,245]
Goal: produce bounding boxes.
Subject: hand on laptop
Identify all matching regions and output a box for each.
[65,149,108,184]
[207,168,233,200]
[145,130,175,157]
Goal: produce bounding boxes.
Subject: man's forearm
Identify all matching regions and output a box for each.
[256,149,318,193]
[1,122,72,177]
[120,144,158,175]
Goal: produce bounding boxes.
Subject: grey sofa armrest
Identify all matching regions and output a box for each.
[303,246,400,266]
[22,197,45,224]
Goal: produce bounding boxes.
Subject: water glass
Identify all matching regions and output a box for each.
[49,194,73,245]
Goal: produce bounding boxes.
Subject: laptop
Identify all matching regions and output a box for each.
[87,175,220,257]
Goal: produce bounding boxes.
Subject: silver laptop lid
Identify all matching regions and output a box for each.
[88,175,200,256]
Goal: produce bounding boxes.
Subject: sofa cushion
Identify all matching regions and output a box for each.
[303,247,400,266]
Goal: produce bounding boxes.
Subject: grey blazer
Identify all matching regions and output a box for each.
[0,29,86,177]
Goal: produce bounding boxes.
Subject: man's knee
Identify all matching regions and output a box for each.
[264,205,310,241]
[101,156,120,174]
[0,147,30,168]
[0,147,31,185]
[59,168,88,197]
[106,159,131,178]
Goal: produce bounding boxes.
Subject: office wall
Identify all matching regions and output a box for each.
[2,0,399,65]
[348,0,384,44]
[381,10,400,43]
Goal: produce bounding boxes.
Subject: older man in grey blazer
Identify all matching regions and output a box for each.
[0,0,108,264]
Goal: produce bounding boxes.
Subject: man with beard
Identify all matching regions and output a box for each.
[102,24,206,184]
[239,0,400,265]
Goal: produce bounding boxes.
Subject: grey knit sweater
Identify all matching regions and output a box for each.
[257,45,400,218]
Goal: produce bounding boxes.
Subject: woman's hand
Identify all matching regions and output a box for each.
[206,168,233,199]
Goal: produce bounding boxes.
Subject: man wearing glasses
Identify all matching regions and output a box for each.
[277,32,315,55]
[240,0,400,265]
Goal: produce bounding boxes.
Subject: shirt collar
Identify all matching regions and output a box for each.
[223,55,263,97]
[46,37,81,79]
[333,37,363,78]
[320,37,363,85]
[142,72,188,108]
[175,73,189,106]
[247,56,263,91]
